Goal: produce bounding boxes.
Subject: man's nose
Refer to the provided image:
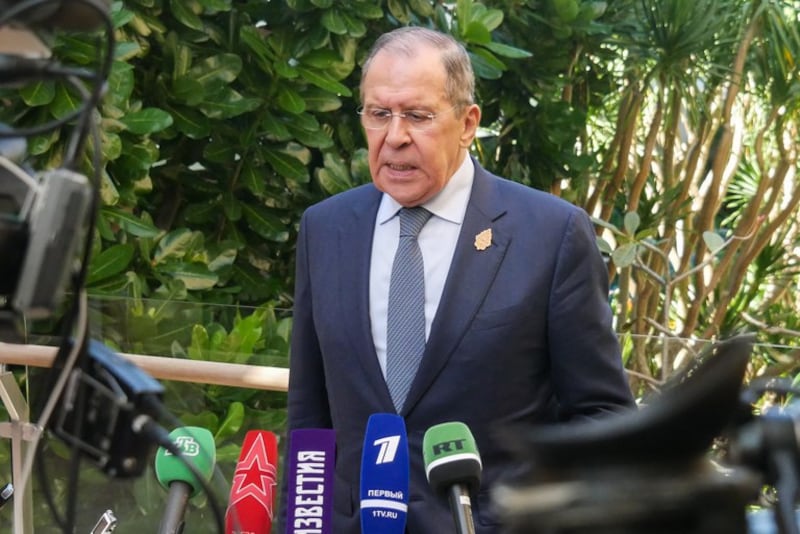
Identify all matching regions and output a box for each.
[384,115,412,145]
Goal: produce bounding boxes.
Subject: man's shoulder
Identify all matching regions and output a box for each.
[305,183,380,215]
[482,170,582,216]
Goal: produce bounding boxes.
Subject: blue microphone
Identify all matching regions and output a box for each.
[359,414,409,534]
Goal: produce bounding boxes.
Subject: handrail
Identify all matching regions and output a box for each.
[0,342,290,392]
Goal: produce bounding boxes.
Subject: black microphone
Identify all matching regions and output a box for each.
[422,422,482,534]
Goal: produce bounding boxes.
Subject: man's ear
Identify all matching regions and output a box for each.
[460,104,482,148]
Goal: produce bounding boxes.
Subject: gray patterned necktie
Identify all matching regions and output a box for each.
[386,207,432,412]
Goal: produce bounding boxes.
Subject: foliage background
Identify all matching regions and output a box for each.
[1,0,800,531]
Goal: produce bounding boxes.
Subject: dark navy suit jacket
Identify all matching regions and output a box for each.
[282,160,635,533]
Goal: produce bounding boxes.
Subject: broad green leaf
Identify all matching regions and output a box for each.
[703,231,725,252]
[456,0,473,29]
[285,121,334,149]
[462,20,492,45]
[99,169,120,205]
[51,83,82,118]
[208,245,238,271]
[186,324,209,360]
[20,81,55,107]
[303,88,342,112]
[476,8,504,31]
[160,262,219,290]
[240,26,276,66]
[87,243,136,284]
[120,108,174,134]
[469,50,506,80]
[198,88,262,119]
[612,243,638,268]
[274,60,300,79]
[215,402,245,442]
[102,207,160,238]
[591,216,621,234]
[483,41,533,59]
[552,0,580,22]
[121,141,160,169]
[189,53,242,88]
[154,228,195,264]
[241,163,266,196]
[624,211,640,235]
[296,67,352,96]
[114,41,142,61]
[300,49,344,69]
[167,104,212,138]
[111,6,135,28]
[262,114,292,141]
[101,133,122,163]
[222,192,242,221]
[262,148,309,183]
[183,202,218,224]
[203,137,235,163]
[340,12,366,37]
[241,204,289,242]
[387,0,411,23]
[53,36,96,64]
[276,85,306,114]
[316,152,353,194]
[321,9,348,35]
[172,78,205,105]
[27,130,58,155]
[170,0,204,30]
[86,273,133,295]
[351,1,383,18]
[170,40,193,78]
[596,237,613,254]
[195,0,232,12]
[407,0,434,16]
[181,411,219,431]
[107,62,135,106]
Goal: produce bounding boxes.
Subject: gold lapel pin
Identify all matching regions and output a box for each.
[474,228,492,251]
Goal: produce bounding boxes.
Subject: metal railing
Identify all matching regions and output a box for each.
[0,342,289,533]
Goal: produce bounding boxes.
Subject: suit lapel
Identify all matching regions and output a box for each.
[335,188,397,409]
[402,165,510,414]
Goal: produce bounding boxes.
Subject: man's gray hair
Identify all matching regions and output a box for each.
[359,26,476,111]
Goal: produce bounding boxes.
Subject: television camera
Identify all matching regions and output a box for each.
[494,335,800,534]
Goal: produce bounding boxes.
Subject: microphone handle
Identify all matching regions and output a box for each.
[447,484,476,534]
[158,481,192,534]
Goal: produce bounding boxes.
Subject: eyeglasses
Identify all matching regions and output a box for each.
[357,105,457,132]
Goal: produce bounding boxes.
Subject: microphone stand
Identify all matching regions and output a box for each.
[158,480,192,534]
[448,485,476,534]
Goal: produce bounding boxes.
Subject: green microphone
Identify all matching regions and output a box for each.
[154,426,216,534]
[423,422,482,534]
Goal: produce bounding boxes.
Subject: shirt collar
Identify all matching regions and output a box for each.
[377,155,474,225]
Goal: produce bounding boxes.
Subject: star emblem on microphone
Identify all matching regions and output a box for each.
[229,433,278,519]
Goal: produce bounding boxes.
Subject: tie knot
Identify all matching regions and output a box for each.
[399,207,432,238]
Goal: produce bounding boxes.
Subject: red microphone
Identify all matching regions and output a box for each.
[225,430,279,534]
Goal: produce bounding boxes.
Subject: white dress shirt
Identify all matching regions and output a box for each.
[369,156,475,377]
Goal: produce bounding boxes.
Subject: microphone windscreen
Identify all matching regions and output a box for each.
[422,421,482,494]
[154,426,216,497]
[225,430,279,534]
[359,414,409,534]
[284,428,336,534]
